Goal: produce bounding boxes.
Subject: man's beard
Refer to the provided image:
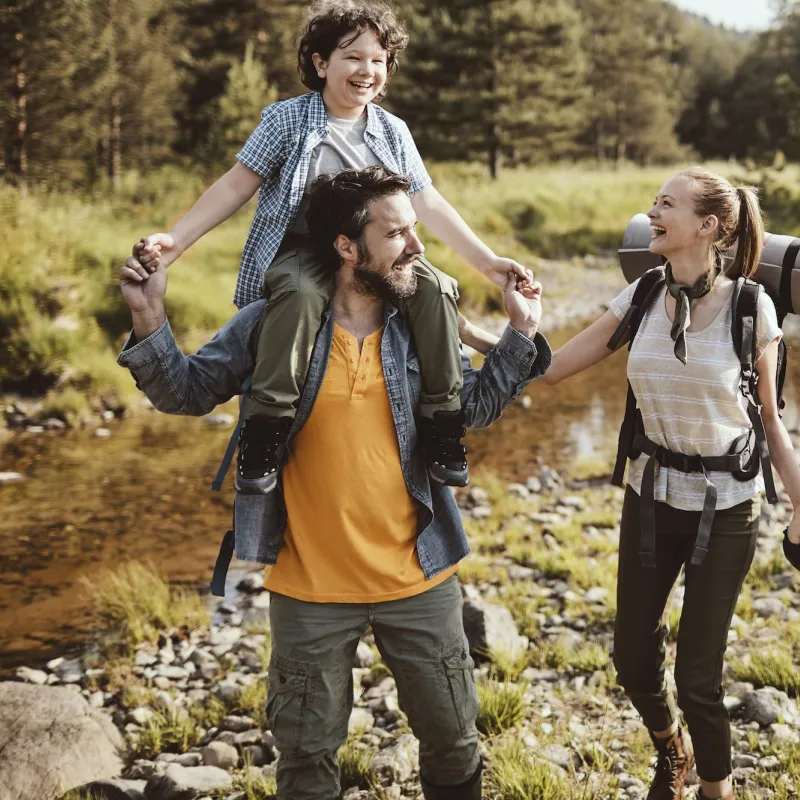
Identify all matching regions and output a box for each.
[352,242,418,302]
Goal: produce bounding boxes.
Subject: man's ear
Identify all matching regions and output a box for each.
[312,53,327,78]
[334,234,357,264]
[699,215,719,238]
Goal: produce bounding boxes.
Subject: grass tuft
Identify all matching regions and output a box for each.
[485,737,569,800]
[729,650,800,696]
[127,705,204,760]
[82,561,209,652]
[477,679,527,735]
[337,728,376,790]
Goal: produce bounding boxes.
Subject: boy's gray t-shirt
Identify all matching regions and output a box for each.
[289,112,382,237]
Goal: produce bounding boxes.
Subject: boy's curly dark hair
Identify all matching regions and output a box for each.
[306,166,412,270]
[297,0,409,98]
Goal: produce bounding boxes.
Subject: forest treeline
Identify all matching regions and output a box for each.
[1,0,800,190]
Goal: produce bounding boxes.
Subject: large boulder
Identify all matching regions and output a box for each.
[743,687,800,727]
[0,682,124,800]
[462,597,528,660]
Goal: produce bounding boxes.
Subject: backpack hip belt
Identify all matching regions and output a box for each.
[608,267,781,569]
[632,431,750,568]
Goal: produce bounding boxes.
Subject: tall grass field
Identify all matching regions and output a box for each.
[3,161,799,418]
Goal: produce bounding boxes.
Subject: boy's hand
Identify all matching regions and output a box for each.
[133,233,181,272]
[484,255,534,290]
[504,275,542,340]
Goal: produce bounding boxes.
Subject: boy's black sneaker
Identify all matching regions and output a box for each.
[234,417,292,495]
[418,409,469,487]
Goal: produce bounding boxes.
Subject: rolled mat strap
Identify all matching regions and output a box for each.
[638,451,658,568]
[210,528,235,597]
[690,465,717,566]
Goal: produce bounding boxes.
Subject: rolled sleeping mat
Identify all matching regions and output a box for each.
[618,213,800,317]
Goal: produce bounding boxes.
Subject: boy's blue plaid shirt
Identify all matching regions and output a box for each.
[233,91,432,309]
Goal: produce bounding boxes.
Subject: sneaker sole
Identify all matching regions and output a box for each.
[429,466,470,488]
[234,472,279,495]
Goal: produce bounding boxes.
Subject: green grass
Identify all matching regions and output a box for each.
[477,679,527,735]
[729,650,800,696]
[485,737,570,800]
[82,561,210,654]
[127,705,204,760]
[337,729,376,790]
[213,765,277,800]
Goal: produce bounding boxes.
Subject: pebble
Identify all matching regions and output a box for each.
[94,428,111,438]
[0,472,25,484]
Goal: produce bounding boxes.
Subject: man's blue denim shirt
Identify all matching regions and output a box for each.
[118,301,551,581]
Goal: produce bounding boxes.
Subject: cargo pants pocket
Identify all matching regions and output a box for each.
[266,655,312,759]
[442,643,479,737]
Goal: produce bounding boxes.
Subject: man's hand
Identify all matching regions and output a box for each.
[504,274,542,340]
[133,232,181,273]
[119,256,167,339]
[483,255,534,289]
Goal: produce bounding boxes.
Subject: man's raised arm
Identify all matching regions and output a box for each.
[116,258,261,416]
[460,276,551,428]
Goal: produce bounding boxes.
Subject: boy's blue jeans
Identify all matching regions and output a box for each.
[266,575,481,800]
[245,239,463,421]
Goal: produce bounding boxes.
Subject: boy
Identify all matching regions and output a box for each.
[133,0,530,494]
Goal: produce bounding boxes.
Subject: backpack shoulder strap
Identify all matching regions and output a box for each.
[732,278,778,504]
[607,267,666,351]
[609,267,665,487]
[211,375,252,492]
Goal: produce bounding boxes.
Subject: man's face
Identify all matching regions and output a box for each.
[352,193,424,301]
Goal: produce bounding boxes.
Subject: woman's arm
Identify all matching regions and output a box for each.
[541,308,626,385]
[756,339,800,543]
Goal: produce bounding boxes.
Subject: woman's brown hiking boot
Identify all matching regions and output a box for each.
[647,726,695,800]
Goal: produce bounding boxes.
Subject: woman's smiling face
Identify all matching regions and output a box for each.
[313,29,388,115]
[647,174,718,258]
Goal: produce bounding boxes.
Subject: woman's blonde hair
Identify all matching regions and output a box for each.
[679,167,764,279]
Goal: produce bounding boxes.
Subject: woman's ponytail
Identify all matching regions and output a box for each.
[730,185,764,280]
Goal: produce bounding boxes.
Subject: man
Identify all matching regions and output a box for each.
[118,166,551,800]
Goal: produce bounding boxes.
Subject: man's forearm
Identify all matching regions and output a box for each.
[132,304,166,341]
[412,186,494,272]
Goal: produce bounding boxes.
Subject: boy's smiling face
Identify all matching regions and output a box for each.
[313,29,388,117]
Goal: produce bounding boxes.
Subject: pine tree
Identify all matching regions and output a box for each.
[207,42,278,165]
[389,0,587,177]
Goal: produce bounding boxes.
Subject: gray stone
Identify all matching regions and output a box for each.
[752,597,786,619]
[770,722,800,744]
[743,687,800,727]
[233,729,262,747]
[14,666,48,685]
[541,743,580,770]
[144,765,233,799]
[369,734,418,784]
[236,572,264,593]
[200,741,239,770]
[75,778,147,800]
[508,564,536,581]
[759,755,781,770]
[732,754,758,769]
[155,754,203,767]
[354,641,376,668]
[204,413,235,427]
[0,681,124,800]
[128,707,156,726]
[156,665,189,681]
[218,715,255,733]
[584,587,609,604]
[462,596,527,659]
[471,506,492,520]
[95,427,112,438]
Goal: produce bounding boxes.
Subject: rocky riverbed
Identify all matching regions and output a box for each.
[5,462,800,800]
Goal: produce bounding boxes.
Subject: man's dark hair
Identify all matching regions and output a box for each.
[297,0,408,97]
[306,166,412,269]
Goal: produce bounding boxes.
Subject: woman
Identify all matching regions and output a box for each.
[462,167,800,800]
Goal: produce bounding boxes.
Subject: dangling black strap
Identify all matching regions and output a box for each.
[691,464,717,566]
[778,238,800,325]
[638,450,659,568]
[211,375,252,492]
[210,526,235,597]
[612,385,638,488]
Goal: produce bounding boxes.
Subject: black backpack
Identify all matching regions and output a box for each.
[607,265,790,509]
